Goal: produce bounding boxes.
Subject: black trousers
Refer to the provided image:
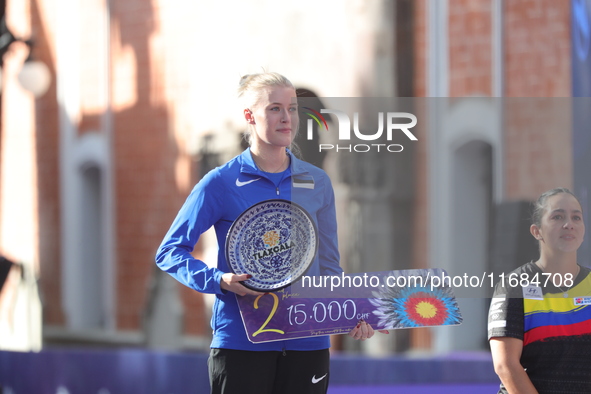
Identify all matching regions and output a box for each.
[208,348,330,394]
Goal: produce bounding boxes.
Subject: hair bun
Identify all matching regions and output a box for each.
[237,72,294,99]
[239,74,252,86]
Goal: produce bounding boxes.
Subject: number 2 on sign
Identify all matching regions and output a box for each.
[252,292,285,337]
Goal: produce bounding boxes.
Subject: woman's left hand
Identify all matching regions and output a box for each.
[348,320,389,341]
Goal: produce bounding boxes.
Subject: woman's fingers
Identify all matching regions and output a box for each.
[232,273,252,282]
[347,320,391,340]
[221,273,262,296]
[348,320,373,340]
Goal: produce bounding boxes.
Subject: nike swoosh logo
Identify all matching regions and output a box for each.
[235,178,261,187]
[311,373,327,384]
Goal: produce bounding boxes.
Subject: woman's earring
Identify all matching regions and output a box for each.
[244,109,255,124]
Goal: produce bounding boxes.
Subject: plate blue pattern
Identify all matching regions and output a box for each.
[226,199,318,291]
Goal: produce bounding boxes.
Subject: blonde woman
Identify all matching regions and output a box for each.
[156,72,377,394]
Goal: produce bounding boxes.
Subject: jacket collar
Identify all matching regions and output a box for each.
[239,148,308,176]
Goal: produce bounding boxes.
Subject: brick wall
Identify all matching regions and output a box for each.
[109,0,206,335]
[505,0,571,97]
[26,0,208,339]
[410,0,572,351]
[449,0,493,96]
[32,0,63,326]
[410,0,430,350]
[504,0,572,200]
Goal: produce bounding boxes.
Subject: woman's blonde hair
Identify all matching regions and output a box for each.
[238,72,295,107]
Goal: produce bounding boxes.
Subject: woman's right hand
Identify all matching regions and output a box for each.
[220,273,264,296]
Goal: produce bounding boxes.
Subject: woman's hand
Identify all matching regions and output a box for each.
[220,273,264,296]
[348,319,389,341]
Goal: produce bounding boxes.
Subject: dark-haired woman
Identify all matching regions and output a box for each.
[488,187,591,393]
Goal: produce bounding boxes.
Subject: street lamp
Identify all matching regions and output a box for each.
[0,17,51,97]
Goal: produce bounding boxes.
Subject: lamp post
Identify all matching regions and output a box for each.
[0,15,51,97]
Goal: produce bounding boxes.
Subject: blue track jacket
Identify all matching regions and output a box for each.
[155,148,342,351]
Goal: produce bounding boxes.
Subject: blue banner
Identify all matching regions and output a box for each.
[572,0,591,266]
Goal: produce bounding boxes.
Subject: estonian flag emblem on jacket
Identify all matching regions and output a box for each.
[293,176,315,189]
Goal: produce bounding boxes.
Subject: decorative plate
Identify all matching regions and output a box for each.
[225,199,318,291]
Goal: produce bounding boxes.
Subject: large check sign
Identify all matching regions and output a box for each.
[237,268,463,343]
